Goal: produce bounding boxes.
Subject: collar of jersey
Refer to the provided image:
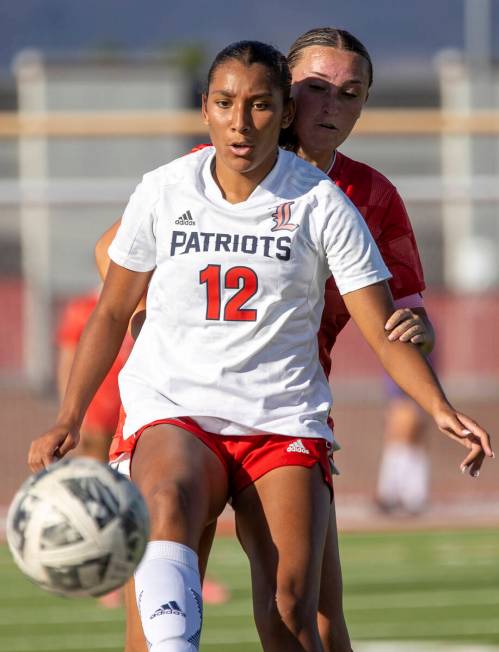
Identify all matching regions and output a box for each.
[202,147,287,209]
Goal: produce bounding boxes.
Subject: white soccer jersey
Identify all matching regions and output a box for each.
[109,146,390,441]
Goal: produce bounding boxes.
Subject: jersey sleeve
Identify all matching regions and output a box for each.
[320,187,392,295]
[108,174,158,272]
[377,189,426,299]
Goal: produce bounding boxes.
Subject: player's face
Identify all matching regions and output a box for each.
[291,47,370,168]
[202,60,293,183]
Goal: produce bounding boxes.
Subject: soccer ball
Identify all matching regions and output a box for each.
[6,457,149,598]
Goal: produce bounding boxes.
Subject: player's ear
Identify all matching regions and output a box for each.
[201,94,209,125]
[281,97,295,130]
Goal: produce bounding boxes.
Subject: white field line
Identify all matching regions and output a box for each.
[1,632,499,652]
[354,645,499,652]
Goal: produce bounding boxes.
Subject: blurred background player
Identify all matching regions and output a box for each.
[376,372,433,516]
[57,285,133,607]
[57,287,131,461]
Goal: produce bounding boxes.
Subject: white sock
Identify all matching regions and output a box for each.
[377,443,429,513]
[135,541,203,652]
[376,443,405,506]
[399,445,429,513]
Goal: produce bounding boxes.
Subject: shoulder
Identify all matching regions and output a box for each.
[279,149,351,205]
[334,151,396,193]
[140,146,214,195]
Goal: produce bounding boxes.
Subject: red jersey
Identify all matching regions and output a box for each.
[319,151,425,377]
[57,291,132,434]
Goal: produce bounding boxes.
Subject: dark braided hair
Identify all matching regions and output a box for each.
[206,40,292,102]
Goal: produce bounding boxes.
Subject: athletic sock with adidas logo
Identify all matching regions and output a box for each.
[135,541,203,651]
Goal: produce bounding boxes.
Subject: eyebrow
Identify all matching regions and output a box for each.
[309,72,364,84]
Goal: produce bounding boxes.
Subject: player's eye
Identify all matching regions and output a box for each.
[215,99,231,108]
[253,101,270,110]
[309,83,326,92]
[342,91,358,99]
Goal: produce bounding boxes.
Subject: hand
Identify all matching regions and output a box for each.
[433,407,494,478]
[385,308,431,351]
[28,424,80,473]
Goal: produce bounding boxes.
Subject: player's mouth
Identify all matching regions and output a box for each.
[229,142,255,156]
[318,123,337,131]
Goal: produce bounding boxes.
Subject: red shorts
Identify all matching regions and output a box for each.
[110,413,333,500]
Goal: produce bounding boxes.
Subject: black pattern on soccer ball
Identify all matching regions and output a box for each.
[9,492,40,557]
[44,554,112,592]
[61,477,119,529]
[40,506,84,549]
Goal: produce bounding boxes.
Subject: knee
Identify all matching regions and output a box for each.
[144,481,199,537]
[277,588,315,635]
[257,586,316,639]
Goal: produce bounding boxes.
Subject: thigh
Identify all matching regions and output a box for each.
[131,423,229,549]
[234,464,330,610]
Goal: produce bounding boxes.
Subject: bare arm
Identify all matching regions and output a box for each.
[94,219,121,281]
[343,281,493,475]
[28,262,153,471]
[95,218,147,340]
[56,346,75,400]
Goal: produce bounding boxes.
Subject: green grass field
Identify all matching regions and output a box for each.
[1,528,498,651]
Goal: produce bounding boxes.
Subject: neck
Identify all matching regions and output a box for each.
[296,146,335,173]
[212,151,278,204]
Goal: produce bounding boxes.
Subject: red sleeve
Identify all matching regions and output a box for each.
[56,298,94,348]
[376,189,426,300]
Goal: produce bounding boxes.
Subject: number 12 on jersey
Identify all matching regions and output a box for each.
[199,264,258,322]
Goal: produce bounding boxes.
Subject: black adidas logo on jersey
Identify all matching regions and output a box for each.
[175,210,195,226]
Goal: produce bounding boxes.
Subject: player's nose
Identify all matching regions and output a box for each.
[231,102,251,133]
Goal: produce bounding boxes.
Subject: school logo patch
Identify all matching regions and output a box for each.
[271,201,298,232]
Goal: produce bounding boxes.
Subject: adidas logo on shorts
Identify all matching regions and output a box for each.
[286,439,310,454]
[175,210,195,225]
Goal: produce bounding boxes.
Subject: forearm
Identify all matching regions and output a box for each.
[344,282,446,416]
[375,338,448,415]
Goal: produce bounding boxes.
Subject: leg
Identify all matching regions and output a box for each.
[317,502,352,652]
[131,424,228,652]
[234,464,330,652]
[124,521,218,652]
